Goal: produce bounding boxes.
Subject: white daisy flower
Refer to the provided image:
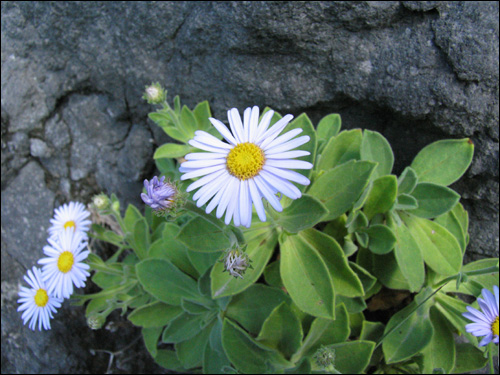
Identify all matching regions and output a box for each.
[17,267,63,331]
[38,228,91,299]
[48,201,92,239]
[463,285,499,346]
[180,106,313,227]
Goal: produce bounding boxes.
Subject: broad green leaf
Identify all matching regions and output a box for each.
[193,100,213,132]
[361,224,397,255]
[276,194,327,233]
[371,251,411,290]
[363,175,398,220]
[317,129,362,171]
[154,143,192,159]
[360,320,385,343]
[264,260,283,289]
[361,130,394,179]
[89,224,124,247]
[181,298,212,315]
[382,289,434,364]
[187,249,221,276]
[420,307,456,374]
[401,213,462,276]
[394,193,418,210]
[123,204,143,233]
[285,358,311,374]
[441,258,499,296]
[309,160,376,220]
[162,125,189,143]
[435,209,466,253]
[280,233,335,319]
[397,166,418,195]
[300,229,364,297]
[410,138,474,186]
[177,216,230,252]
[136,258,202,305]
[128,301,183,328]
[154,349,184,371]
[142,327,162,358]
[452,202,469,237]
[336,295,367,314]
[452,343,488,374]
[349,262,377,295]
[410,182,460,219]
[180,105,198,139]
[313,341,376,374]
[257,302,303,359]
[149,111,174,128]
[354,231,369,248]
[174,95,181,114]
[132,218,149,260]
[346,211,368,233]
[222,318,292,374]
[291,304,350,362]
[317,113,341,142]
[285,113,317,191]
[392,223,425,292]
[225,284,290,335]
[176,320,214,369]
[203,339,231,374]
[162,311,214,343]
[211,229,277,298]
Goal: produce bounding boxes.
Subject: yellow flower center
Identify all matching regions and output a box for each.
[57,251,74,273]
[226,142,265,180]
[64,220,76,229]
[493,316,499,336]
[34,289,49,307]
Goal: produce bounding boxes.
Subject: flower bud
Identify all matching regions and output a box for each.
[222,245,252,279]
[87,313,106,330]
[143,82,166,105]
[111,200,120,213]
[141,176,185,217]
[313,345,336,369]
[92,193,110,211]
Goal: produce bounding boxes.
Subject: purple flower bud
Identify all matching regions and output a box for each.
[141,176,178,213]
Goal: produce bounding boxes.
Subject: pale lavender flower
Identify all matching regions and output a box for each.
[141,176,178,212]
[463,285,499,346]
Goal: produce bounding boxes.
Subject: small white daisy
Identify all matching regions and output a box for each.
[180,106,313,227]
[38,228,91,299]
[463,285,499,346]
[17,267,63,331]
[48,201,92,239]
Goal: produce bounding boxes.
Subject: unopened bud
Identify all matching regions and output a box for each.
[222,246,252,279]
[87,314,106,330]
[313,345,336,368]
[111,200,120,213]
[92,193,110,211]
[143,82,166,105]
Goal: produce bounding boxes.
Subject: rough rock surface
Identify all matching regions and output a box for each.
[1,1,498,373]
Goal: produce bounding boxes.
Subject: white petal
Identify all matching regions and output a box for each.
[209,117,238,145]
[217,177,238,219]
[248,106,259,143]
[266,150,310,159]
[194,174,229,204]
[243,107,251,142]
[239,180,251,228]
[181,164,225,180]
[264,128,303,150]
[181,159,226,169]
[254,175,283,212]
[248,179,266,222]
[194,131,232,149]
[225,181,240,225]
[265,159,313,170]
[228,108,245,143]
[186,169,227,192]
[265,135,310,155]
[257,114,294,148]
[185,152,228,160]
[189,139,230,154]
[262,165,311,185]
[254,110,274,142]
[259,170,302,200]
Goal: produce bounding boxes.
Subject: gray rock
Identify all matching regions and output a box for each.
[1,1,498,373]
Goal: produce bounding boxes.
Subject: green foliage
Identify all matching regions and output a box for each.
[84,95,497,374]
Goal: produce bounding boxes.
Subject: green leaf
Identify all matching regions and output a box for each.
[203,338,231,374]
[451,344,488,374]
[276,194,327,233]
[410,138,474,186]
[285,113,317,191]
[222,318,292,374]
[177,216,229,252]
[136,258,202,305]
[162,311,213,343]
[397,166,418,195]
[420,307,456,374]
[123,204,143,233]
[360,130,394,179]
[317,341,376,374]
[435,208,466,253]
[225,284,291,335]
[181,298,212,315]
[154,143,192,159]
[291,304,350,362]
[264,260,283,289]
[128,301,183,328]
[176,320,214,369]
[211,228,277,298]
[371,251,411,290]
[410,182,460,219]
[154,349,184,371]
[317,129,362,171]
[89,223,124,247]
[142,327,162,358]
[401,213,462,276]
[394,193,418,210]
[360,320,385,343]
[361,224,397,255]
[441,258,499,296]
[193,100,213,132]
[392,222,425,292]
[346,211,368,233]
[309,160,377,220]
[132,218,150,260]
[180,105,198,139]
[300,229,364,297]
[349,262,377,295]
[382,289,434,364]
[363,175,398,220]
[285,358,311,374]
[317,113,341,142]
[257,302,303,359]
[280,233,335,319]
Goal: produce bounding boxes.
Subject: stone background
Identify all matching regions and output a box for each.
[1,1,498,373]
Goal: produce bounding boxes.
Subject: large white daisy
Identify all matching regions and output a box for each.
[463,285,499,346]
[38,228,91,299]
[180,106,313,228]
[17,267,63,331]
[48,201,92,239]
